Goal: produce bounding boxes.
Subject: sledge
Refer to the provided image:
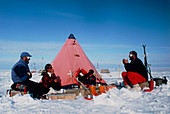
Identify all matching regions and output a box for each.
[47,93,76,100]
[7,89,77,100]
[65,89,80,96]
[142,45,168,92]
[108,82,149,90]
[7,89,29,97]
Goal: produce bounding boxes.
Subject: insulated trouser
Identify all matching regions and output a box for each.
[122,72,146,85]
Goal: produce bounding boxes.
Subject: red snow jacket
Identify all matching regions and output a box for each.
[41,72,59,89]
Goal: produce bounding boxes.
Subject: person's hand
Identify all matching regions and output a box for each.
[123,59,128,64]
[51,69,54,74]
[27,72,32,78]
[54,79,58,83]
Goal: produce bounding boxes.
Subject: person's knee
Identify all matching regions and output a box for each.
[122,72,127,77]
[126,72,135,77]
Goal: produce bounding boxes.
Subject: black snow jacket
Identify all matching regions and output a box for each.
[124,58,148,81]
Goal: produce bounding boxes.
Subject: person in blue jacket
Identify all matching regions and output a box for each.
[11,52,33,83]
[11,52,49,99]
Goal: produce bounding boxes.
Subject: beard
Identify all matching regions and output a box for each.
[129,57,134,61]
[25,59,30,64]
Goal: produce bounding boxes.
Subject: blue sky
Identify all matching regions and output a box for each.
[0,0,169,70]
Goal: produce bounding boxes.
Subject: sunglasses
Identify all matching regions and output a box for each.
[26,56,31,60]
[49,66,53,69]
[129,54,133,57]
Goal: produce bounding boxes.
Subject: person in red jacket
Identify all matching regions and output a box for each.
[41,64,61,91]
[122,51,148,91]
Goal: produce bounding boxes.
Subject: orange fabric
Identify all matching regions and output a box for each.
[99,85,105,93]
[51,38,107,86]
[90,85,96,95]
[74,68,87,77]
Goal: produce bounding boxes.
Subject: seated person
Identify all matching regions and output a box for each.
[11,52,49,99]
[77,70,86,85]
[122,51,148,91]
[84,69,96,87]
[41,64,61,92]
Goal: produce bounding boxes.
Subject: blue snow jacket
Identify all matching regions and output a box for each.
[11,58,30,83]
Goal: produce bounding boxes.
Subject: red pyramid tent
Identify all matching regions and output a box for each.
[51,34,107,88]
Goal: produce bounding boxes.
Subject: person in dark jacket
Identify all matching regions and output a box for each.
[122,51,148,91]
[41,64,61,91]
[77,69,96,87]
[77,70,86,85]
[11,52,32,83]
[11,52,49,99]
[84,69,96,86]
[87,69,96,86]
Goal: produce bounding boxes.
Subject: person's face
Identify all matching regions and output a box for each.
[129,52,134,61]
[47,66,53,73]
[23,56,31,64]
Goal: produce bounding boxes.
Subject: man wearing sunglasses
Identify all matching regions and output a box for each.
[11,52,48,99]
[122,51,148,91]
[41,64,61,92]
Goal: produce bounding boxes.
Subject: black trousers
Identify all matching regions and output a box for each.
[11,80,49,97]
[50,82,61,91]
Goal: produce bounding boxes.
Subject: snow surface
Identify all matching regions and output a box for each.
[0,69,170,114]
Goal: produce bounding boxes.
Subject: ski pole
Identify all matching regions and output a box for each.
[142,44,153,80]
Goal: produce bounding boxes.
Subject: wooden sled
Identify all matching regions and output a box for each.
[65,89,80,96]
[7,89,29,97]
[108,81,149,90]
[7,89,76,100]
[47,93,76,100]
